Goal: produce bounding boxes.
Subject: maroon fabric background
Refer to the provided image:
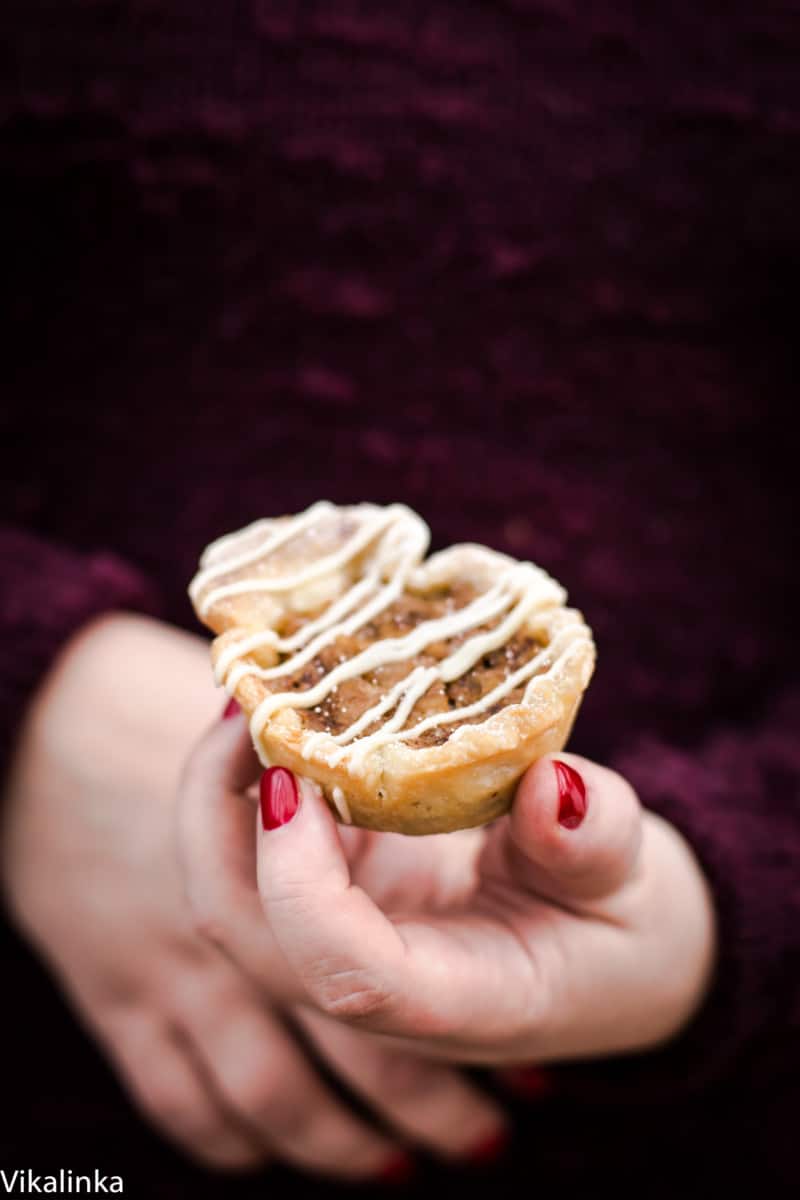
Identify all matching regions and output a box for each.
[1,2,799,1196]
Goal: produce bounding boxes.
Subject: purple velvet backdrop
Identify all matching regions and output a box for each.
[1,2,799,1196]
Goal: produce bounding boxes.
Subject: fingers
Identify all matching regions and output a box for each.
[177,713,381,1004]
[494,753,643,908]
[295,1006,509,1161]
[255,770,541,1044]
[176,710,260,931]
[178,713,485,1015]
[181,983,409,1181]
[102,1012,264,1170]
[176,712,300,1000]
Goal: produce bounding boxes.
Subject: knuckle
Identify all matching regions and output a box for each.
[225,1069,289,1130]
[190,904,230,950]
[218,1054,310,1142]
[308,967,395,1024]
[184,883,237,952]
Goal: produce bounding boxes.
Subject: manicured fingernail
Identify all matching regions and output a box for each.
[222,697,241,720]
[463,1127,511,1164]
[375,1152,416,1184]
[260,767,299,830]
[554,760,587,829]
[498,1065,553,1098]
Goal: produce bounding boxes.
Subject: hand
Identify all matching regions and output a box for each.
[179,718,717,1068]
[1,614,504,1177]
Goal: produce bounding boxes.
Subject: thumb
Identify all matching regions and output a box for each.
[495,753,643,907]
[255,769,542,1041]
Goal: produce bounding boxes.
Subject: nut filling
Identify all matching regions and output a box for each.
[267,583,550,749]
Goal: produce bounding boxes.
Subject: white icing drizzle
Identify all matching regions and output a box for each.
[246,562,559,736]
[331,785,352,824]
[346,620,589,767]
[212,574,378,685]
[190,501,576,765]
[191,501,333,603]
[436,581,544,681]
[302,665,437,766]
[220,519,430,691]
[233,564,526,690]
[195,502,418,616]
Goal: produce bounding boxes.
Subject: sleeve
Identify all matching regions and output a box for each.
[555,688,800,1100]
[0,527,160,778]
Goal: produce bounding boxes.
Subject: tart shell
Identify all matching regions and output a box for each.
[195,518,596,835]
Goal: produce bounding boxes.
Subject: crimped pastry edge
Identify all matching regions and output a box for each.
[204,540,595,834]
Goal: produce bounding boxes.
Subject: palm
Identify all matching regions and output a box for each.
[342,825,488,915]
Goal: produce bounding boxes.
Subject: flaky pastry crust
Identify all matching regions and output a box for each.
[190,504,595,834]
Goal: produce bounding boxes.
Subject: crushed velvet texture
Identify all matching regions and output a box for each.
[1,1,799,1195]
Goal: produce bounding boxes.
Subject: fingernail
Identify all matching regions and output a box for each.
[260,767,299,830]
[498,1065,553,1098]
[554,760,587,829]
[221,697,241,720]
[375,1152,416,1184]
[462,1127,511,1164]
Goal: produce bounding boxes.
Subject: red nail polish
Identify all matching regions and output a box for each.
[464,1128,511,1164]
[554,760,587,829]
[376,1152,416,1184]
[259,767,299,830]
[498,1065,553,1099]
[222,697,241,720]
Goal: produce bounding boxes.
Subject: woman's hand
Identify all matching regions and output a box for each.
[179,717,717,1068]
[1,614,505,1177]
